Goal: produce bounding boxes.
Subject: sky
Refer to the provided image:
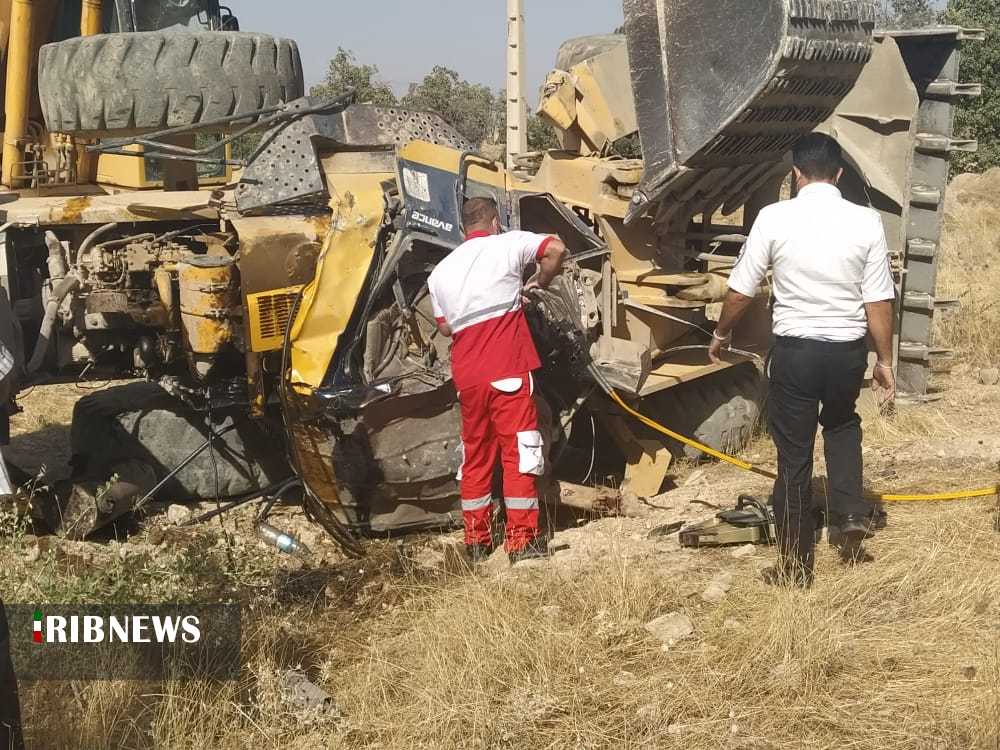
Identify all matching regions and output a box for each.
[231,0,625,102]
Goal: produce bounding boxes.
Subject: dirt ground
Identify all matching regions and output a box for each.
[1,173,999,748]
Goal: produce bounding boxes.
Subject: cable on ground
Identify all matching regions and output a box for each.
[598,372,998,505]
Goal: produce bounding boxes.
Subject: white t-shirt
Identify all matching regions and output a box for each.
[727,183,896,342]
[427,230,552,390]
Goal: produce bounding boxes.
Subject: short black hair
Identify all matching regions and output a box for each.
[462,197,499,229]
[792,133,842,181]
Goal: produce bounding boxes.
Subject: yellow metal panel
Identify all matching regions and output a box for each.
[398,141,506,189]
[572,44,638,151]
[96,146,148,188]
[288,172,387,391]
[513,154,638,218]
[80,0,101,35]
[97,143,234,189]
[178,259,236,355]
[246,285,303,352]
[0,190,219,224]
[3,0,35,187]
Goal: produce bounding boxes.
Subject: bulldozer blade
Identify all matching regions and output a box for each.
[622,0,878,223]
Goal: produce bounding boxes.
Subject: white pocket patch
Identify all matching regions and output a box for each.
[516,430,545,476]
[490,377,523,393]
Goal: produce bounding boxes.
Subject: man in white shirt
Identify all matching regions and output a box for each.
[428,198,566,564]
[708,133,896,586]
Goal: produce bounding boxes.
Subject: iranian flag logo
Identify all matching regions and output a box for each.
[33,610,42,643]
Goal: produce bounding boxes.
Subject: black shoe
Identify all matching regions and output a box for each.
[828,512,877,545]
[466,544,493,564]
[840,513,872,544]
[837,514,876,564]
[508,538,549,565]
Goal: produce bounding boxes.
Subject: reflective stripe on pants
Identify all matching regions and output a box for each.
[458,375,540,552]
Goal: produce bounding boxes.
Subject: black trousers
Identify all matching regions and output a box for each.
[768,336,873,571]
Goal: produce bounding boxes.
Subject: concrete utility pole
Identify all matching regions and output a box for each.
[506,0,527,170]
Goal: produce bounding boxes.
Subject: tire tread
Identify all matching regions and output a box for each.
[39,31,304,134]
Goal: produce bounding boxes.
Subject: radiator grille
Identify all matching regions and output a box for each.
[246,286,303,352]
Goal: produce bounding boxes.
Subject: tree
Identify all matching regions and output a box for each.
[945,0,1000,171]
[311,48,398,106]
[526,114,559,151]
[877,0,937,27]
[401,67,501,146]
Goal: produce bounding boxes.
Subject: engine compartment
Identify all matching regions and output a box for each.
[5,223,244,383]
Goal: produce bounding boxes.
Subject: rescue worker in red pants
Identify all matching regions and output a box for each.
[428,197,567,563]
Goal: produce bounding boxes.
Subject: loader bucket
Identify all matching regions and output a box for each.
[623,0,877,223]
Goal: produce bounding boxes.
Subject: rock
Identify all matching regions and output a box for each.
[700,571,735,604]
[644,612,694,648]
[411,536,472,574]
[411,547,445,571]
[730,544,756,559]
[483,547,509,575]
[166,504,192,526]
[280,669,343,726]
[978,368,999,386]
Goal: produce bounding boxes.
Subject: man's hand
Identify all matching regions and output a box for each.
[864,300,895,405]
[522,274,540,305]
[708,334,729,364]
[872,362,896,405]
[709,290,755,364]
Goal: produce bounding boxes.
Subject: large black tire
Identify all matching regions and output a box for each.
[38,31,304,134]
[646,363,764,461]
[70,382,292,500]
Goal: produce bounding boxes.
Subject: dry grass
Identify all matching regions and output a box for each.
[857,389,957,447]
[936,171,1000,366]
[16,499,998,749]
[325,505,1000,749]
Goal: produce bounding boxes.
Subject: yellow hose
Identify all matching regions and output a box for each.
[606,390,999,504]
